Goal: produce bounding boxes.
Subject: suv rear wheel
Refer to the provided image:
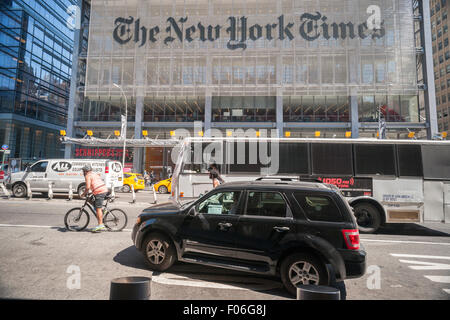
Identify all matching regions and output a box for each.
[142,233,176,272]
[280,253,328,296]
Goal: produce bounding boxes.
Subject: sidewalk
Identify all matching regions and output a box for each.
[0,188,170,206]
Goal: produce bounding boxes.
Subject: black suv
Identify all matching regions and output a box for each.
[132,180,366,295]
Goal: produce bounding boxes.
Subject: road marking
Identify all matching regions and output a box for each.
[443,289,450,294]
[0,223,56,229]
[0,223,132,232]
[397,260,450,270]
[424,276,450,284]
[391,254,450,260]
[362,239,450,246]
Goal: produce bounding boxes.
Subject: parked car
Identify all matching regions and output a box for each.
[6,159,123,198]
[122,173,145,193]
[132,180,366,296]
[153,178,171,194]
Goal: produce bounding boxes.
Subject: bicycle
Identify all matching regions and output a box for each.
[64,193,128,232]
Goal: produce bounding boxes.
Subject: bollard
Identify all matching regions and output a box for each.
[1,182,11,199]
[110,183,115,202]
[151,184,158,204]
[110,276,151,300]
[26,181,32,199]
[68,182,73,201]
[296,285,340,300]
[48,182,53,200]
[131,184,136,204]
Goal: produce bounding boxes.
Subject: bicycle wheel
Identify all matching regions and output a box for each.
[104,208,128,232]
[64,208,90,231]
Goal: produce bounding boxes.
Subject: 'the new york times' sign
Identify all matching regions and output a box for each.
[113,13,385,50]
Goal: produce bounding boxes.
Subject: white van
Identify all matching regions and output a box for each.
[6,159,123,198]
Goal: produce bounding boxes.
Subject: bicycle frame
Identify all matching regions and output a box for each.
[80,194,111,217]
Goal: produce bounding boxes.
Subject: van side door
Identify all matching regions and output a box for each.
[28,161,49,191]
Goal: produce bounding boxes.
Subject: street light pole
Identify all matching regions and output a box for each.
[113,83,128,171]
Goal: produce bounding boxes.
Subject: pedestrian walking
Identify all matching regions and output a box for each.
[208,163,224,188]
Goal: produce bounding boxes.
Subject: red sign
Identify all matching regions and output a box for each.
[75,148,130,159]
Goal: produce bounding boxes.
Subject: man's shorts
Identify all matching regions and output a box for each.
[93,193,107,209]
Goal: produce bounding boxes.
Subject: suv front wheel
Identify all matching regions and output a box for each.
[142,233,176,272]
[280,253,328,296]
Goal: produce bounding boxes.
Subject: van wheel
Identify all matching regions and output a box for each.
[353,203,381,234]
[142,233,176,272]
[280,253,328,297]
[77,184,86,199]
[12,183,27,198]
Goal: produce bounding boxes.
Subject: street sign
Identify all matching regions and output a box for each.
[4,150,11,155]
[1,145,8,150]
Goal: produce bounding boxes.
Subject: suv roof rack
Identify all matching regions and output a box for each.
[255,176,300,182]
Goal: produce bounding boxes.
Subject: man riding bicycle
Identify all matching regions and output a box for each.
[81,164,109,232]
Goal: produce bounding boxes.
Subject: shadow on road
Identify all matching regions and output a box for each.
[113,246,291,299]
[113,246,150,271]
[375,223,450,237]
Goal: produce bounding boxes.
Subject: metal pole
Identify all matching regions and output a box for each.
[114,83,128,172]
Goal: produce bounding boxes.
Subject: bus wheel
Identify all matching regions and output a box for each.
[353,203,381,234]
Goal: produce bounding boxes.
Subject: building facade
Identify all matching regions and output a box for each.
[66,0,438,176]
[0,0,77,167]
[431,0,450,133]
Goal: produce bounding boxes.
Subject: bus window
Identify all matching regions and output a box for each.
[421,145,450,179]
[311,143,353,175]
[354,144,396,176]
[397,145,423,177]
[278,142,309,175]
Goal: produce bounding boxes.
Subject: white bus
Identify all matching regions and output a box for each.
[171,137,450,233]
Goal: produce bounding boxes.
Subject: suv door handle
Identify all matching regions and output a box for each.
[273,226,290,232]
[218,222,233,230]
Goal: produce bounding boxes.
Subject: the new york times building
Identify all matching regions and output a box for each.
[66,0,436,173]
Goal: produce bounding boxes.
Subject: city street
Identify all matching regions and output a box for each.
[0,191,449,300]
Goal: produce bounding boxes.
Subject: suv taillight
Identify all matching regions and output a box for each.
[342,229,360,250]
[105,166,109,174]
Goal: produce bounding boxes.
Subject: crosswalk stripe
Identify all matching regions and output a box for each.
[391,254,450,260]
[424,276,450,284]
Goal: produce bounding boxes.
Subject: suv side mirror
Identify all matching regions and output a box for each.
[187,206,197,218]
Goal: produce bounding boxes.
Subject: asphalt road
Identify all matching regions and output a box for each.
[0,193,449,300]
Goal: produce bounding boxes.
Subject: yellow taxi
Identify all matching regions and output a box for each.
[122,173,145,193]
[153,178,172,194]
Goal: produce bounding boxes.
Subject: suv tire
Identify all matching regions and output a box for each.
[280,253,328,296]
[353,202,381,234]
[142,233,176,272]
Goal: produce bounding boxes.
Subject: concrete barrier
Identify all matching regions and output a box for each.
[296,285,340,300]
[110,276,151,300]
